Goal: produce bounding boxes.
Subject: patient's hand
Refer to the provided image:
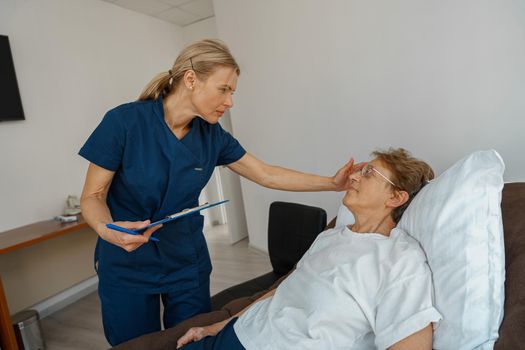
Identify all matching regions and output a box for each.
[176,327,206,348]
[176,321,226,349]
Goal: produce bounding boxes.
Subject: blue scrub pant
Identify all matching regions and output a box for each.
[181,318,245,350]
[98,276,211,346]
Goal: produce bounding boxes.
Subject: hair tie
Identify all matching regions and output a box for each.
[168,69,173,76]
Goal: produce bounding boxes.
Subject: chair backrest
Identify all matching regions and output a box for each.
[267,201,327,276]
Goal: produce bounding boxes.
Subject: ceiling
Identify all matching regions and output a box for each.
[100,0,215,27]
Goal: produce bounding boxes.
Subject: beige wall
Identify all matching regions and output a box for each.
[0,228,97,314]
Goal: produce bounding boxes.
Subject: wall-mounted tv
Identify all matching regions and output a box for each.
[0,35,25,121]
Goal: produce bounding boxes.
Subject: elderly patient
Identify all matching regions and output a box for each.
[177,148,442,350]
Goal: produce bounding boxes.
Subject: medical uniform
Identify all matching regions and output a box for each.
[79,97,245,345]
[184,226,442,350]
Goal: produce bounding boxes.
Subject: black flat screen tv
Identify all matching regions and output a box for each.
[0,35,25,121]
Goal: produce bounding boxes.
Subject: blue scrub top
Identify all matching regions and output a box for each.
[79,97,246,293]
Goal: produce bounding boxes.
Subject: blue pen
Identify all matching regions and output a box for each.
[106,223,160,242]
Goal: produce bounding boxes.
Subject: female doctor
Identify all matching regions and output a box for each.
[79,39,358,346]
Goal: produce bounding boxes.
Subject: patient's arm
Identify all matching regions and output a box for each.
[388,324,433,350]
[176,289,277,348]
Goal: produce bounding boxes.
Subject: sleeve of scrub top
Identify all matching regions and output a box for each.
[78,110,125,171]
[216,124,246,166]
[374,268,442,349]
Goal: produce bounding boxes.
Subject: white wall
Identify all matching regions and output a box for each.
[0,0,185,232]
[215,110,249,243]
[184,17,249,243]
[185,17,223,228]
[214,0,525,251]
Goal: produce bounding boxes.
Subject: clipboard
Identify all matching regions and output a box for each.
[106,200,229,235]
[143,199,229,229]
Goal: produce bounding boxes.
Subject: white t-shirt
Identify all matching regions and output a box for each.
[234,226,442,350]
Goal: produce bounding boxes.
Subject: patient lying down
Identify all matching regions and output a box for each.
[177,148,442,350]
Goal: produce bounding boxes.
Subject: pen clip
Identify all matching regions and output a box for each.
[166,202,209,219]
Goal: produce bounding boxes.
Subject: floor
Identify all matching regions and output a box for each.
[40,224,272,350]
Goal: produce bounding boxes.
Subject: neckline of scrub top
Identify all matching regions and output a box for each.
[153,96,197,143]
[153,96,202,163]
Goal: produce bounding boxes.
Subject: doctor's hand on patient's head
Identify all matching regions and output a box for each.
[102,220,162,252]
[333,158,366,192]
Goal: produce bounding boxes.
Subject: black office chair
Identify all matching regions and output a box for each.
[210,201,327,310]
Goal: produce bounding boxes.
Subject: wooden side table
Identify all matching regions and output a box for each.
[0,217,88,350]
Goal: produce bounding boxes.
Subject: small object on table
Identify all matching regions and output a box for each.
[64,195,81,215]
[54,215,78,223]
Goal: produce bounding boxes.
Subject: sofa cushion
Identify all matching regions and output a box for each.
[494,182,525,349]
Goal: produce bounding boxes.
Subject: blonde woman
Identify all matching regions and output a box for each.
[79,39,359,346]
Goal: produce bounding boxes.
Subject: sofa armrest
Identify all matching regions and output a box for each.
[112,272,294,350]
[111,310,229,350]
[494,182,525,349]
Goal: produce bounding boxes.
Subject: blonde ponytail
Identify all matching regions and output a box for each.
[138,39,240,101]
[138,71,172,101]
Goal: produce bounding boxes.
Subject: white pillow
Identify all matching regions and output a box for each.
[335,202,354,227]
[397,150,505,350]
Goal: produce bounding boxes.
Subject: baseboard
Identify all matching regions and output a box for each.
[248,243,268,256]
[31,275,99,319]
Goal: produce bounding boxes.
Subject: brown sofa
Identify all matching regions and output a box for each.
[113,182,525,350]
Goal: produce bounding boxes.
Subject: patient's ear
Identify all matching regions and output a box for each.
[387,190,409,209]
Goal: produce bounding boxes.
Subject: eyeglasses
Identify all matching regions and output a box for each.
[360,163,398,188]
